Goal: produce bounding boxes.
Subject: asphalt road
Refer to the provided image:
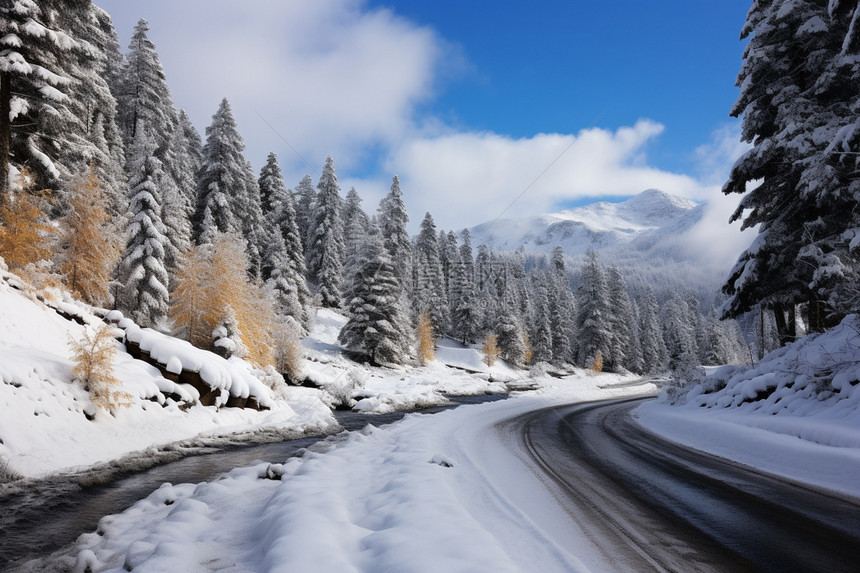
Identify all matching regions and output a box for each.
[500,397,860,572]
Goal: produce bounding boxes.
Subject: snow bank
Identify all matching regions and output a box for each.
[58,372,655,573]
[636,315,860,497]
[124,324,274,407]
[0,273,335,479]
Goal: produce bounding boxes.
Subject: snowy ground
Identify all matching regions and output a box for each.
[637,315,860,498]
[0,269,518,482]
[39,372,656,573]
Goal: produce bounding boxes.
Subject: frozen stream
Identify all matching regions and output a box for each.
[0,394,507,569]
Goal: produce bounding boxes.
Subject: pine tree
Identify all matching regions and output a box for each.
[117,126,169,329]
[193,99,244,242]
[606,267,633,372]
[576,249,612,367]
[293,174,315,255]
[496,310,527,367]
[342,186,370,296]
[449,248,482,345]
[529,275,554,364]
[721,1,860,336]
[338,222,411,364]
[306,156,345,308]
[415,212,448,335]
[378,175,412,287]
[56,166,119,306]
[662,294,699,371]
[259,153,310,324]
[0,0,80,195]
[639,286,668,373]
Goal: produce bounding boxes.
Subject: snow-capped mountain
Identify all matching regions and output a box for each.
[469,189,704,256]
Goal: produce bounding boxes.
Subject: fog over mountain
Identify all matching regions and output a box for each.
[470,189,730,304]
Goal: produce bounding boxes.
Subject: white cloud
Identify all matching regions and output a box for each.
[383,120,713,231]
[97,0,445,175]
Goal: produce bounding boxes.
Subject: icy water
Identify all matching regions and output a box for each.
[0,394,507,569]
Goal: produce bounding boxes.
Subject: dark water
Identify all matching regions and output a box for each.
[0,394,507,569]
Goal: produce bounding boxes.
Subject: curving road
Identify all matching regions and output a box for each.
[500,397,860,572]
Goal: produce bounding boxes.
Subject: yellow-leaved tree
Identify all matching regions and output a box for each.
[589,350,604,374]
[171,233,277,368]
[416,310,435,365]
[0,169,54,271]
[57,166,120,306]
[482,333,501,367]
[69,324,132,411]
[170,244,213,348]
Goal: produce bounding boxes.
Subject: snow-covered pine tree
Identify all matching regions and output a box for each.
[576,248,612,367]
[721,1,860,338]
[306,156,345,308]
[495,299,527,368]
[0,0,79,196]
[639,286,668,373]
[115,19,176,152]
[606,267,633,372]
[414,212,449,336]
[117,125,169,329]
[193,98,260,262]
[378,175,412,288]
[258,153,310,324]
[662,294,699,371]
[459,228,475,284]
[449,247,482,345]
[338,221,411,364]
[626,300,645,374]
[548,247,574,365]
[293,174,315,255]
[528,273,553,364]
[342,187,370,296]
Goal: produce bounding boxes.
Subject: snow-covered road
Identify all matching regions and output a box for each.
[515,399,860,572]
[21,377,653,572]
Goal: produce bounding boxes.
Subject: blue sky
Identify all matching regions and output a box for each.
[96,0,753,242]
[374,1,749,175]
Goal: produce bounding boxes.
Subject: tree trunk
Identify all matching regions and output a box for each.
[773,303,797,347]
[0,71,11,204]
[807,297,825,333]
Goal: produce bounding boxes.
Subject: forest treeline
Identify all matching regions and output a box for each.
[11,1,852,376]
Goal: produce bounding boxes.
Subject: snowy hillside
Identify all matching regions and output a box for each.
[469,189,702,256]
[0,267,522,481]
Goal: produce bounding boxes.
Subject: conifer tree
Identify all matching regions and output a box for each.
[496,310,527,367]
[415,212,448,335]
[293,174,315,254]
[306,156,345,308]
[378,175,412,287]
[0,0,79,195]
[639,286,668,372]
[259,153,310,324]
[606,267,633,371]
[118,126,169,329]
[662,294,699,371]
[576,249,612,367]
[449,248,482,345]
[529,276,554,364]
[459,228,475,284]
[338,222,411,364]
[56,166,119,306]
[342,186,370,294]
